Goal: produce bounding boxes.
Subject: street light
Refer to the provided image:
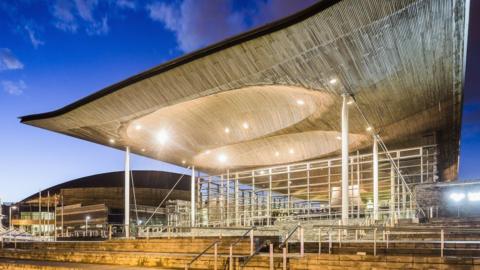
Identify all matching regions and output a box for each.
[9,206,17,230]
[85,216,91,236]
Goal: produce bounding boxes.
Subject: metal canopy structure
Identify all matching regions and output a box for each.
[20,0,466,181]
[20,0,468,228]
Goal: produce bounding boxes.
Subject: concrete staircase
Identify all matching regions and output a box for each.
[1,218,480,269]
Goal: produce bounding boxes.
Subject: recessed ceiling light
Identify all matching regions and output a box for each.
[329,78,338,85]
[275,151,280,157]
[134,124,142,130]
[366,126,373,132]
[181,160,186,164]
[141,148,146,152]
[242,122,249,129]
[347,100,353,105]
[296,99,305,106]
[336,136,341,140]
[224,127,230,133]
[259,170,266,175]
[205,150,211,155]
[218,154,227,163]
[157,130,168,145]
[109,139,115,144]
[289,149,294,154]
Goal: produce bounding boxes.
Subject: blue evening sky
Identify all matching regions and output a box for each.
[0,0,478,202]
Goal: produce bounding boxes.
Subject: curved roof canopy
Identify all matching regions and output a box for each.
[21,0,467,179]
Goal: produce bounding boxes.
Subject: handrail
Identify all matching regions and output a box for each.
[230,227,255,248]
[241,240,270,268]
[185,238,222,269]
[279,224,301,248]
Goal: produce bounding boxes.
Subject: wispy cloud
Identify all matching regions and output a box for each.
[0,48,24,71]
[147,0,246,53]
[51,0,109,35]
[115,0,136,10]
[251,0,317,26]
[1,80,26,95]
[147,0,317,53]
[24,25,45,49]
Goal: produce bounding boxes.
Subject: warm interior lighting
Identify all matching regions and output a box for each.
[289,148,294,154]
[108,139,115,144]
[347,100,353,105]
[468,192,480,201]
[296,99,305,105]
[224,127,230,133]
[218,154,227,163]
[205,150,211,155]
[85,216,91,220]
[242,122,249,129]
[134,124,142,130]
[275,151,280,157]
[366,126,373,132]
[181,160,186,164]
[259,170,266,175]
[329,78,337,85]
[141,148,145,152]
[449,192,465,202]
[336,136,341,140]
[157,130,168,145]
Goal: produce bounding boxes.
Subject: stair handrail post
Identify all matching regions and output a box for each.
[300,226,304,257]
[229,245,233,270]
[440,229,444,258]
[269,243,274,270]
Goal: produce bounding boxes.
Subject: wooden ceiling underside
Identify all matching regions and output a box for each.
[21,0,466,177]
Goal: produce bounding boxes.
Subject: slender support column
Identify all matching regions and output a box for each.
[268,169,272,225]
[38,190,42,237]
[124,147,130,238]
[226,170,230,226]
[390,164,395,219]
[208,177,211,225]
[61,194,64,237]
[307,163,311,218]
[220,174,224,225]
[287,166,291,216]
[191,166,196,227]
[251,172,255,225]
[356,151,361,218]
[328,160,331,217]
[373,135,379,221]
[420,148,424,183]
[235,174,239,226]
[341,94,350,223]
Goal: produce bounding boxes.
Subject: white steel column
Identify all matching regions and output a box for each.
[373,135,379,221]
[124,147,130,238]
[341,94,349,223]
[235,173,239,226]
[390,164,395,218]
[191,166,196,227]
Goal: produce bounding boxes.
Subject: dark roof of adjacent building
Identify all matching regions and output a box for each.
[20,170,189,203]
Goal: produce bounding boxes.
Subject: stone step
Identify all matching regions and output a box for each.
[289,254,480,270]
[9,237,276,255]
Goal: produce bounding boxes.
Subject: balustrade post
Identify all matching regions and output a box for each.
[300,226,304,257]
[214,243,218,270]
[440,229,444,258]
[269,243,274,270]
[250,229,254,255]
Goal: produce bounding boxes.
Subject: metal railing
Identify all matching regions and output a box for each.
[240,240,271,269]
[185,238,222,270]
